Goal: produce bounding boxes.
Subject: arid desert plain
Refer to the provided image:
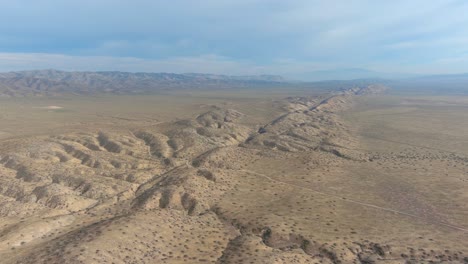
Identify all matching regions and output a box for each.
[0,79,467,263]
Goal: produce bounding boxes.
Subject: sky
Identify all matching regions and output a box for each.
[0,0,467,80]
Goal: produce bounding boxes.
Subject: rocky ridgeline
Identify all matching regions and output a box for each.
[244,85,386,160]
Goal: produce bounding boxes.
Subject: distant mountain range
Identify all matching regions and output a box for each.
[0,70,287,97]
[0,69,466,97]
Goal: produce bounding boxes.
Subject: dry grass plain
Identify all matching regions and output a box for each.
[0,87,467,263]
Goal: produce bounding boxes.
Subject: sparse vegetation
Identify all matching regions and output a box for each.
[0,85,466,263]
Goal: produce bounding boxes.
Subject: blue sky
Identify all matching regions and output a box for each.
[0,0,467,79]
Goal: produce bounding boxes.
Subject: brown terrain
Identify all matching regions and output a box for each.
[0,72,467,263]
